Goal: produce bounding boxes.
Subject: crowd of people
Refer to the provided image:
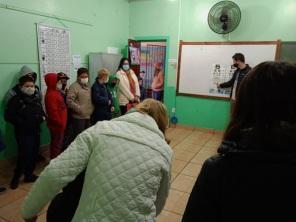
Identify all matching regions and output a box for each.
[1,54,296,221]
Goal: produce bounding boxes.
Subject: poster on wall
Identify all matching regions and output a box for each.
[208,63,235,96]
[37,23,71,97]
[129,46,140,65]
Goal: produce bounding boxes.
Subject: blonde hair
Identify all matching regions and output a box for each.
[97,68,109,79]
[135,99,169,142]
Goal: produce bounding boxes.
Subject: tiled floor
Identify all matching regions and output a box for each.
[0,127,222,222]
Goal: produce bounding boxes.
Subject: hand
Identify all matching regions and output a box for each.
[24,216,37,222]
[111,107,115,112]
[216,83,221,88]
[134,96,140,103]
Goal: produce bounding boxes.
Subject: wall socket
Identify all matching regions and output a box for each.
[172,107,176,113]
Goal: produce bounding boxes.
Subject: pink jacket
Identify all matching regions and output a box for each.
[151,71,164,92]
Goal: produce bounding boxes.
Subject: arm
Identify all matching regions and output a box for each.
[21,129,94,220]
[91,84,109,105]
[219,72,236,88]
[45,93,63,128]
[131,70,140,98]
[117,71,135,101]
[66,84,81,113]
[154,71,164,89]
[4,96,23,125]
[155,162,171,216]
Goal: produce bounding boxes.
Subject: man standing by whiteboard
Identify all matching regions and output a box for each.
[218,53,251,101]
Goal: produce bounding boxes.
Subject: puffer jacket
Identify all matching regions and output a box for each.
[44,73,68,132]
[182,123,296,222]
[21,112,173,222]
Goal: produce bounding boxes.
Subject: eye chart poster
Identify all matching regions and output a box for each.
[37,24,71,95]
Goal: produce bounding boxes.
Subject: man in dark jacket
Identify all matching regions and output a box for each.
[5,75,45,189]
[218,53,251,100]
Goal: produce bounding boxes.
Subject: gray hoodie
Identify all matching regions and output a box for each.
[5,65,40,103]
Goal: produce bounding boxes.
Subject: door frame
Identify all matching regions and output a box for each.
[134,36,170,104]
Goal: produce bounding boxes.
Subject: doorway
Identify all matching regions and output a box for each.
[128,39,167,102]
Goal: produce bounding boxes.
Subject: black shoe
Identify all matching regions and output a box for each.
[24,174,39,183]
[0,187,6,192]
[10,176,20,189]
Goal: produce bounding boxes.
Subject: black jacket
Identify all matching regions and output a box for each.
[182,125,296,222]
[5,92,45,135]
[91,81,113,123]
[220,65,251,98]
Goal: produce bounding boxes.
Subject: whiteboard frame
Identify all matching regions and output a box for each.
[176,40,281,100]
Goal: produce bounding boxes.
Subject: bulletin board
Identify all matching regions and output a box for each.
[177,40,281,99]
[37,23,71,94]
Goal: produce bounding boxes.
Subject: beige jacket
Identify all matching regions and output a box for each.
[66,81,94,119]
[117,69,140,106]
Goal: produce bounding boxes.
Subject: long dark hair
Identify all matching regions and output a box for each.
[117,57,130,71]
[224,61,296,142]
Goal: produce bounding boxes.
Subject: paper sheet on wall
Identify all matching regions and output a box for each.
[37,23,71,102]
[72,54,81,72]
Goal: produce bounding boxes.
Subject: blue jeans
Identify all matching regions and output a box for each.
[152,91,164,101]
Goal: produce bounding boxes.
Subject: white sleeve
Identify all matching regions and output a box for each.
[155,161,171,216]
[131,70,140,97]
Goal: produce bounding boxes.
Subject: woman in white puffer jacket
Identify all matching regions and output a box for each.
[22,99,172,222]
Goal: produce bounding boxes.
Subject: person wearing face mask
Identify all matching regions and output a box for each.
[107,73,121,118]
[4,76,45,189]
[66,68,94,143]
[116,58,140,115]
[44,73,68,159]
[5,65,46,163]
[91,68,113,124]
[217,53,252,101]
[57,72,70,101]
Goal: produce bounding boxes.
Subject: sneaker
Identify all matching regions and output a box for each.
[10,176,20,189]
[0,187,6,192]
[24,174,39,183]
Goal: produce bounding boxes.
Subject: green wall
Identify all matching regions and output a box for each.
[0,0,129,160]
[129,0,296,130]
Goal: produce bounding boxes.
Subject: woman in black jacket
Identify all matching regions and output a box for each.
[182,61,296,222]
[5,75,45,189]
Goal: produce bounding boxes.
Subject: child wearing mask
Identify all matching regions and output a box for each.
[44,73,68,159]
[107,73,121,118]
[5,75,45,189]
[91,69,113,124]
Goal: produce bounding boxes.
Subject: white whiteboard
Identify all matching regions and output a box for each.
[177,41,280,98]
[37,24,71,96]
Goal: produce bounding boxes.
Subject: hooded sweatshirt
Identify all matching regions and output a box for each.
[5,66,41,103]
[44,73,67,132]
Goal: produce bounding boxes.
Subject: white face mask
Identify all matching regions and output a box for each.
[21,86,35,96]
[80,78,89,85]
[56,82,63,90]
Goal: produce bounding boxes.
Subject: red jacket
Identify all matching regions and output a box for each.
[45,73,67,132]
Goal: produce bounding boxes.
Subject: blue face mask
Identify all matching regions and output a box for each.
[122,64,130,71]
